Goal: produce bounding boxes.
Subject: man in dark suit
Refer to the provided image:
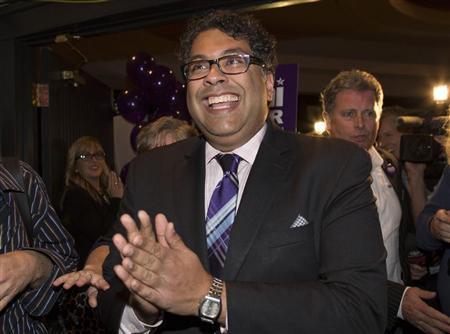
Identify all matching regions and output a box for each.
[321,69,450,333]
[97,11,387,333]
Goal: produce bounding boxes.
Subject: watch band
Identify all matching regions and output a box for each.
[198,277,223,323]
[209,277,223,298]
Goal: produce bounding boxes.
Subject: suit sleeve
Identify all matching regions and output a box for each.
[416,165,450,251]
[387,281,406,331]
[61,186,117,262]
[226,148,387,334]
[19,162,79,316]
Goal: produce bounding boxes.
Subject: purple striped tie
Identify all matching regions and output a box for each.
[206,154,241,278]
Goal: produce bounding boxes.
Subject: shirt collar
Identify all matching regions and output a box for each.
[205,123,267,165]
[368,146,384,171]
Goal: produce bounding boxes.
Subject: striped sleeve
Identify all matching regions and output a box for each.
[18,161,79,316]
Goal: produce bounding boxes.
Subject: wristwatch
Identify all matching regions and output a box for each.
[198,277,223,324]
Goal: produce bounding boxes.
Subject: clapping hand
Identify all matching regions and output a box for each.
[112,211,212,318]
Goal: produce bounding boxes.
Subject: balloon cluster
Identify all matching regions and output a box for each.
[117,51,190,151]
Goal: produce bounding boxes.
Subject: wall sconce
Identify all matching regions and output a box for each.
[314,121,326,135]
[433,84,448,104]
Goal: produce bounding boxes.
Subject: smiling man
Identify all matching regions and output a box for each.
[97,11,387,334]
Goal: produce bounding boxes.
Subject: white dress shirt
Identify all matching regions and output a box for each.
[204,124,267,215]
[119,124,267,333]
[368,147,402,284]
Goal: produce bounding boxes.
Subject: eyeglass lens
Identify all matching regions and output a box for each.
[184,54,255,80]
[78,152,105,161]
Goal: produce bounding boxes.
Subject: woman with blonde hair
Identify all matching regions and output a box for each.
[61,136,123,263]
[48,136,124,333]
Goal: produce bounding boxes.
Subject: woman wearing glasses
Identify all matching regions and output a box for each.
[61,136,123,264]
[48,136,120,333]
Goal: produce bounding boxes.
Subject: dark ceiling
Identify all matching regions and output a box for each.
[2,0,450,95]
[45,0,450,65]
[2,0,450,47]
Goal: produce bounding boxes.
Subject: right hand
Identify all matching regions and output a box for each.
[113,212,212,318]
[112,211,172,323]
[0,251,52,311]
[402,287,450,334]
[430,209,450,243]
[129,294,161,324]
[53,267,110,308]
[106,171,124,199]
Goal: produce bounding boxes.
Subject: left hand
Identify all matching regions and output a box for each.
[404,162,427,179]
[402,287,450,333]
[112,211,212,316]
[53,269,110,308]
[0,250,52,311]
[106,171,124,199]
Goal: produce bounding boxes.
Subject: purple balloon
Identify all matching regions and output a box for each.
[149,105,173,122]
[117,88,151,124]
[126,52,156,87]
[159,82,190,121]
[141,65,177,102]
[167,83,184,111]
[173,106,191,122]
[174,81,187,105]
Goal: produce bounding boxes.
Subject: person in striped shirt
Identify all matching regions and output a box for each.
[0,159,78,333]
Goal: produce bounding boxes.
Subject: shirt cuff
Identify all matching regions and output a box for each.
[219,312,229,333]
[119,304,163,334]
[397,286,410,319]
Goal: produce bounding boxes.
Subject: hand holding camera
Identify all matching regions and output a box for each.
[430,209,450,243]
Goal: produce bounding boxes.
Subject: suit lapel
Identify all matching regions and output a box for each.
[223,125,293,279]
[172,139,209,267]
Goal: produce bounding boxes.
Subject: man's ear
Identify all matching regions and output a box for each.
[322,111,331,131]
[265,72,274,102]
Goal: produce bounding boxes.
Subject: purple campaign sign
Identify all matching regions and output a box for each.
[269,64,299,132]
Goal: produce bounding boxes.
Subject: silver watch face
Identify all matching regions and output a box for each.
[200,298,220,319]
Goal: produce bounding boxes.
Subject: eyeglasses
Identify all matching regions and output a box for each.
[181,54,267,81]
[76,152,105,161]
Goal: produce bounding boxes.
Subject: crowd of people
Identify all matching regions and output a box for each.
[1,9,449,334]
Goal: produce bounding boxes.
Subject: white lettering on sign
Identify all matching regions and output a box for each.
[275,86,284,107]
[270,109,283,126]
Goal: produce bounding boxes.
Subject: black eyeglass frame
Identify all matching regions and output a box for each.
[181,54,267,81]
[76,152,106,161]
